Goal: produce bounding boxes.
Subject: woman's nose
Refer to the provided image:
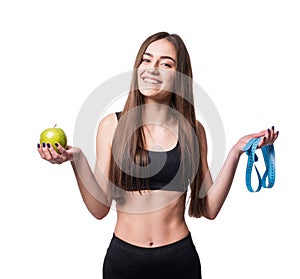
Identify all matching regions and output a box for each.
[147,66,159,75]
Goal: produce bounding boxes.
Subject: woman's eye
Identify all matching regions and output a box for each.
[142,59,151,63]
[161,63,171,68]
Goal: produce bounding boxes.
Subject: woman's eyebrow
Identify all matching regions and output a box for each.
[144,52,176,63]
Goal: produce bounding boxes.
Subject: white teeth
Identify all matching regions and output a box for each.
[143,77,160,84]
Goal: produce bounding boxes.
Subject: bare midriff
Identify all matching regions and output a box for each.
[114,190,189,248]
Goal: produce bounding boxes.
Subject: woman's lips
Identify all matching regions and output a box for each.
[142,76,162,85]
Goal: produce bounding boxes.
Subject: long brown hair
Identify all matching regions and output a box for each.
[109,32,206,218]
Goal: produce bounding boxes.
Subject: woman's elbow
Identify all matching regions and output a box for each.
[203,209,219,220]
[91,206,110,220]
[93,213,107,220]
[205,214,217,220]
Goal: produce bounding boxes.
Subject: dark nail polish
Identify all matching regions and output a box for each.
[277,131,279,136]
[272,126,274,130]
[42,143,46,148]
[37,143,40,148]
[47,143,51,148]
[268,129,270,133]
[55,143,58,147]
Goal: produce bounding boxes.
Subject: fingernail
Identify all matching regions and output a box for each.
[277,131,279,136]
[268,129,270,133]
[37,143,40,148]
[42,143,46,148]
[55,143,58,147]
[47,143,51,148]
[272,126,274,130]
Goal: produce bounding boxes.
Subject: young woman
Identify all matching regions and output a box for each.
[37,32,279,279]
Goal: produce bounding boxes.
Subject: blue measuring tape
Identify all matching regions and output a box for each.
[242,137,276,192]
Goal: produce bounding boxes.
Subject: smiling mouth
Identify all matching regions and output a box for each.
[142,77,162,85]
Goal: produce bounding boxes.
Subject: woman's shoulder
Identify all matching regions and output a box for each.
[96,113,119,146]
[99,112,119,126]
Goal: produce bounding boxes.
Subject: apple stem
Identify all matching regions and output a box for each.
[54,124,57,128]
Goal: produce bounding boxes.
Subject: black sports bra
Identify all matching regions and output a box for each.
[115,112,185,192]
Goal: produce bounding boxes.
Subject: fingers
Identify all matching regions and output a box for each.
[37,143,44,158]
[37,142,51,161]
[54,143,68,157]
[265,126,279,143]
[37,142,69,164]
[259,126,279,148]
[253,130,267,138]
[37,142,57,164]
[237,125,279,154]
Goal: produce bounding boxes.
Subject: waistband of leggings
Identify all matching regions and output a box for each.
[111,232,194,254]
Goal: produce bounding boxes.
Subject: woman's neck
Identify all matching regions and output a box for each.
[142,102,174,125]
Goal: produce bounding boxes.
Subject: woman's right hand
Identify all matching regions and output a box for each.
[37,142,81,164]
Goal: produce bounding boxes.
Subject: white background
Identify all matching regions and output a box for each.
[1,0,299,278]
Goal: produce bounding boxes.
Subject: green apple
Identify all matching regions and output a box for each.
[40,124,67,153]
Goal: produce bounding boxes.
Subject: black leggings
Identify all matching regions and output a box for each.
[103,232,202,279]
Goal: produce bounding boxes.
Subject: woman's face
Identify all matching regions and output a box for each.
[137,38,177,104]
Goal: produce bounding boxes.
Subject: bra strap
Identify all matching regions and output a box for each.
[115,111,122,121]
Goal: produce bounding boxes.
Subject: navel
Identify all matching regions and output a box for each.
[149,242,154,247]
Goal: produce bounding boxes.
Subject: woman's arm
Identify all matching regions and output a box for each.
[69,150,111,220]
[37,113,117,220]
[197,123,279,220]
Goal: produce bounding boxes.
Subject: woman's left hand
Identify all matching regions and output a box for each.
[234,126,279,156]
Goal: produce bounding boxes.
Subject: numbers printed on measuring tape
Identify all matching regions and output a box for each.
[242,137,276,193]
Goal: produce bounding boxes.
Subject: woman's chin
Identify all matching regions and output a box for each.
[139,88,161,97]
